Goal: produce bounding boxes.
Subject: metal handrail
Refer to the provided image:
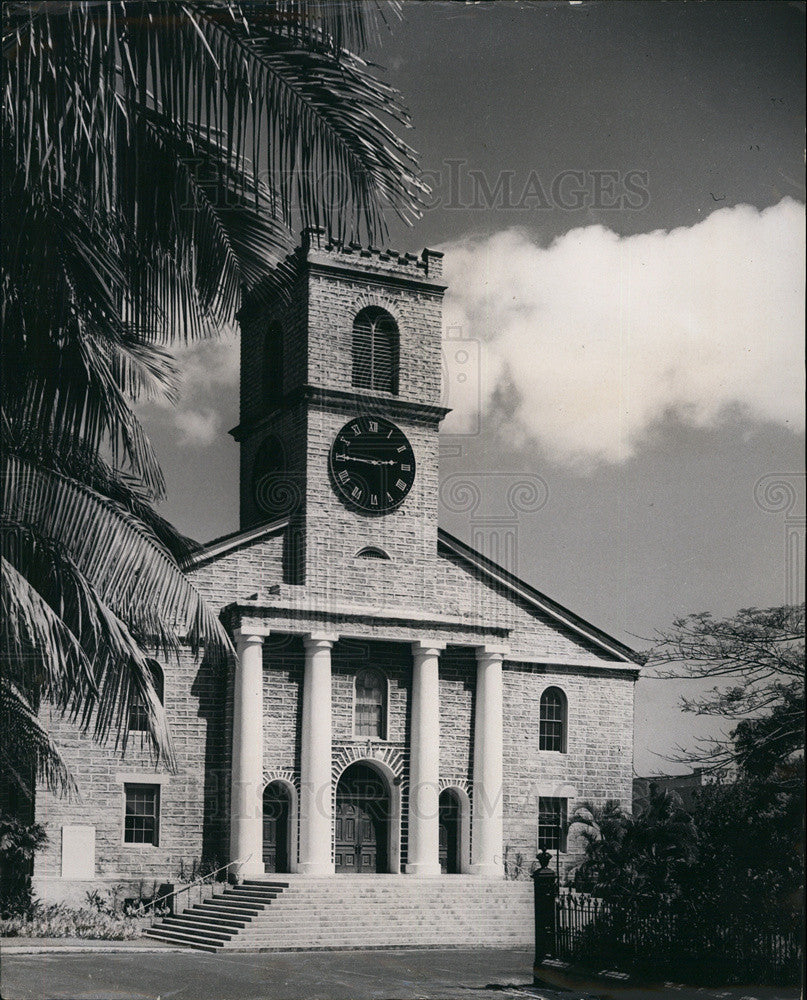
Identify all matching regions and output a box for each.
[135,854,254,916]
[496,854,536,878]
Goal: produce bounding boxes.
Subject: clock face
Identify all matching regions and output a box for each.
[329,416,416,513]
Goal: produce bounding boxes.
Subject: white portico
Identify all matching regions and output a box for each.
[227,604,509,879]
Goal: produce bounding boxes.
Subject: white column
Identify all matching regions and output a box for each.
[470,645,507,878]
[299,632,337,875]
[406,641,444,876]
[230,631,266,879]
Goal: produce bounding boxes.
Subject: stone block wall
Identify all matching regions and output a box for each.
[32,644,229,900]
[502,662,635,877]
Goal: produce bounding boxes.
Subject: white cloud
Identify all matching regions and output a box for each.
[140,328,240,447]
[174,407,221,447]
[441,198,805,467]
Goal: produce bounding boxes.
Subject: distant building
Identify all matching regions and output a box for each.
[633,767,738,813]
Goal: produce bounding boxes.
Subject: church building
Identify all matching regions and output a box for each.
[30,232,639,949]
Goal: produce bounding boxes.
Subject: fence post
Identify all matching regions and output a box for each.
[532,848,558,983]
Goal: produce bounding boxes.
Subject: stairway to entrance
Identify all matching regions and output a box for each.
[145,876,533,952]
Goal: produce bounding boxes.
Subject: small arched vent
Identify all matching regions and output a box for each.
[355,546,391,561]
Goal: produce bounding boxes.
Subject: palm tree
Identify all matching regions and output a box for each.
[1,1,425,797]
[569,788,697,901]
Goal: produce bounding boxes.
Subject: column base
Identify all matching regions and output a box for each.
[297,861,335,876]
[234,858,266,880]
[404,862,443,876]
[469,862,503,879]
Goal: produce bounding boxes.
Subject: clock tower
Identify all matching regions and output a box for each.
[232,229,448,601]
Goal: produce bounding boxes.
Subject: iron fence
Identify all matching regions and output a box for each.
[554,892,802,986]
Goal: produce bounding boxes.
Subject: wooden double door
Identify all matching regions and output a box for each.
[335,763,389,874]
[439,790,461,874]
[263,782,291,873]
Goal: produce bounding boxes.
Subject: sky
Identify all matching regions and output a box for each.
[140,1,806,776]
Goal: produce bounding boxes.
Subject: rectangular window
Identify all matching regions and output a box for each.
[128,663,164,732]
[355,703,383,738]
[128,697,150,733]
[538,796,567,852]
[124,784,160,845]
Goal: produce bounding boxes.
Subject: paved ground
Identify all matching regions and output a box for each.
[0,947,801,1000]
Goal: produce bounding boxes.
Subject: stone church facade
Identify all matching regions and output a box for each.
[31,233,638,902]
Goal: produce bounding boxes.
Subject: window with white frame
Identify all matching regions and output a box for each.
[128,661,164,732]
[539,686,567,753]
[354,669,386,738]
[124,784,160,845]
[538,796,567,852]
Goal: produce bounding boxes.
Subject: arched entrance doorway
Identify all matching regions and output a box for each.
[439,789,461,874]
[335,762,391,873]
[263,781,292,873]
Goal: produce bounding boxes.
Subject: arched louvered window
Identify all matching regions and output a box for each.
[128,661,164,732]
[354,669,386,739]
[539,686,567,753]
[263,321,283,402]
[355,546,390,560]
[352,307,399,393]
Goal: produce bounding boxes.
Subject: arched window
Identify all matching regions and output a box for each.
[128,661,164,732]
[354,546,390,560]
[352,307,399,393]
[354,669,386,739]
[539,686,567,753]
[263,320,284,402]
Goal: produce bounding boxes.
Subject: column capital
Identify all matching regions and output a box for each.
[303,632,338,650]
[475,644,509,663]
[411,639,446,657]
[233,630,265,647]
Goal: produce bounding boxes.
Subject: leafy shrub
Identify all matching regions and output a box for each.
[0,815,47,916]
[176,855,224,883]
[0,902,142,939]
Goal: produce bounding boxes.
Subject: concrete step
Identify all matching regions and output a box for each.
[145,928,228,951]
[148,878,532,952]
[181,908,250,927]
[160,916,241,936]
[191,903,261,922]
[220,890,281,903]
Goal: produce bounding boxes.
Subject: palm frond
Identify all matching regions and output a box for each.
[2,455,231,658]
[1,550,176,764]
[0,677,79,800]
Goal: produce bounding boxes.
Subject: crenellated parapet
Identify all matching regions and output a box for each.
[302,226,444,280]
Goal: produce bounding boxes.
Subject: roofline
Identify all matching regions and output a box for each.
[184,517,289,569]
[183,520,640,664]
[437,528,641,664]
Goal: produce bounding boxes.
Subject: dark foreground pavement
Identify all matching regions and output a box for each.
[0,947,801,1000]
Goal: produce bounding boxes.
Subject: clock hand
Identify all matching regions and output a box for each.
[334,453,396,467]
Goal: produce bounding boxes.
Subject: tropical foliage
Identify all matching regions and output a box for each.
[2,1,424,795]
[571,773,803,924]
[0,814,47,915]
[646,603,805,775]
[570,786,698,903]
